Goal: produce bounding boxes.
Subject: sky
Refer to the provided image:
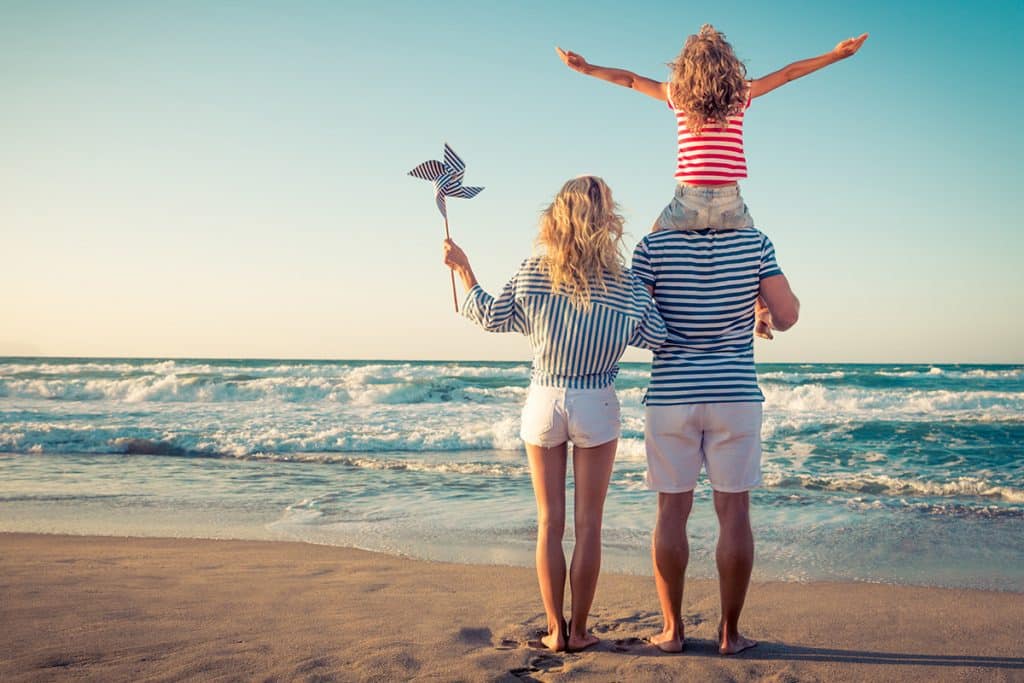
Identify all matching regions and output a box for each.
[2,0,1022,363]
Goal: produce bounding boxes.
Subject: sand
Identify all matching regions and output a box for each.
[1,533,1021,682]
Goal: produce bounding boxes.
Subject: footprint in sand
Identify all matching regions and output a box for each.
[509,653,565,679]
[611,637,649,653]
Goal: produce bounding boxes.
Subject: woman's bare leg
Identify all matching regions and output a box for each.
[526,442,568,651]
[566,438,617,651]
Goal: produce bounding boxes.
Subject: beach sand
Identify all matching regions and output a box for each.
[1,533,1021,682]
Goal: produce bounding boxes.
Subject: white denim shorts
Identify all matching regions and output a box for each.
[645,402,763,493]
[520,384,621,448]
[655,184,755,231]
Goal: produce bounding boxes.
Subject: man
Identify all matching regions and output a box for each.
[632,225,799,654]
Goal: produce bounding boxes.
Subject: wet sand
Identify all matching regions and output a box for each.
[1,533,1021,682]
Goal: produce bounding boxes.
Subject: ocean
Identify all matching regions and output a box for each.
[1,357,1021,591]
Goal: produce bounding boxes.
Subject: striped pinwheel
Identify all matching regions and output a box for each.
[408,143,484,220]
[408,143,485,312]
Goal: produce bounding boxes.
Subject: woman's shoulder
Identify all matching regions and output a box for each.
[515,255,548,279]
[512,255,552,293]
[601,268,648,298]
[518,254,545,269]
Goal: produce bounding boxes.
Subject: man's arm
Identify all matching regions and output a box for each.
[749,33,868,99]
[556,47,666,101]
[758,274,800,331]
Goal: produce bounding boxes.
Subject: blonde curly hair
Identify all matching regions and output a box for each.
[536,176,625,309]
[667,24,748,135]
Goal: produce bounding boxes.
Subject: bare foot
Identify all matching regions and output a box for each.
[649,627,684,653]
[532,632,566,652]
[718,625,757,655]
[530,620,566,652]
[754,320,774,340]
[567,630,599,652]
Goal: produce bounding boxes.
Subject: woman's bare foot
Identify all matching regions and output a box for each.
[649,626,684,653]
[532,619,566,652]
[566,622,599,652]
[718,624,757,655]
[539,631,566,651]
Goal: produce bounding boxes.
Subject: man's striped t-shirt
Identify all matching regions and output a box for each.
[631,228,783,405]
[461,256,667,389]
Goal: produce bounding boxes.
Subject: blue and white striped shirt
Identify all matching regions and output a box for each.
[462,256,667,388]
[631,228,783,405]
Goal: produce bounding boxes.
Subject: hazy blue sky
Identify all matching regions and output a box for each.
[2,0,1021,362]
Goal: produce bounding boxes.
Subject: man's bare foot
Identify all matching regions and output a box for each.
[649,627,684,653]
[718,626,757,655]
[754,320,774,340]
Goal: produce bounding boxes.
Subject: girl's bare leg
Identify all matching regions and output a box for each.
[526,442,569,651]
[566,438,617,651]
[754,296,773,340]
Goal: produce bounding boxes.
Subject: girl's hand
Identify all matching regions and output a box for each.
[832,33,868,59]
[443,239,470,271]
[556,47,588,72]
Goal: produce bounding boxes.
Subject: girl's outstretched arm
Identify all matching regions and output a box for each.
[556,47,666,101]
[749,33,868,99]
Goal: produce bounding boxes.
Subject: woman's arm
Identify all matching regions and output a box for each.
[749,33,868,99]
[556,47,666,101]
[443,239,526,334]
[628,278,668,350]
[443,239,479,292]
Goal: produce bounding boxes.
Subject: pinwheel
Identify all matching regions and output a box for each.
[409,143,484,312]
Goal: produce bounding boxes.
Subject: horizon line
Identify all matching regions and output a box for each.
[1,354,1021,367]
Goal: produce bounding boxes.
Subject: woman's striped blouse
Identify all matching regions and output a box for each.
[461,257,667,388]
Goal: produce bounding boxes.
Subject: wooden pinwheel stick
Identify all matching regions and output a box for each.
[407,144,483,314]
[445,216,459,313]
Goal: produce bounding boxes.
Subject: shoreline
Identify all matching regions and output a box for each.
[4,526,1024,596]
[2,532,1022,682]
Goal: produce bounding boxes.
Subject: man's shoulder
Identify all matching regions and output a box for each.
[643,227,767,248]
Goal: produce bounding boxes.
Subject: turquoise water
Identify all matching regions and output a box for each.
[1,358,1021,591]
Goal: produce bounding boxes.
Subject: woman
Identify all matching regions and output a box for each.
[442,175,666,652]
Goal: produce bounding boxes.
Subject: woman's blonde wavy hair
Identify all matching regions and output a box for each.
[667,24,748,135]
[536,176,625,309]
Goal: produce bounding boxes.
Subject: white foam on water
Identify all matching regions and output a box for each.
[761,469,1024,503]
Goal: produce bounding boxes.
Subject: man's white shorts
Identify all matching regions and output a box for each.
[520,384,620,448]
[645,402,763,493]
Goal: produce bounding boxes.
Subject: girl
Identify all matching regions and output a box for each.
[443,175,666,652]
[557,25,867,338]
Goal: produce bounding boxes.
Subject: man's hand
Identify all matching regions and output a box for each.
[832,33,868,59]
[556,47,588,73]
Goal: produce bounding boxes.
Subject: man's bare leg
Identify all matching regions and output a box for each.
[566,438,617,651]
[713,490,757,655]
[526,442,569,651]
[650,491,693,652]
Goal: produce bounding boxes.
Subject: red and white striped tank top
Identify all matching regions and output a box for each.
[668,88,751,185]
